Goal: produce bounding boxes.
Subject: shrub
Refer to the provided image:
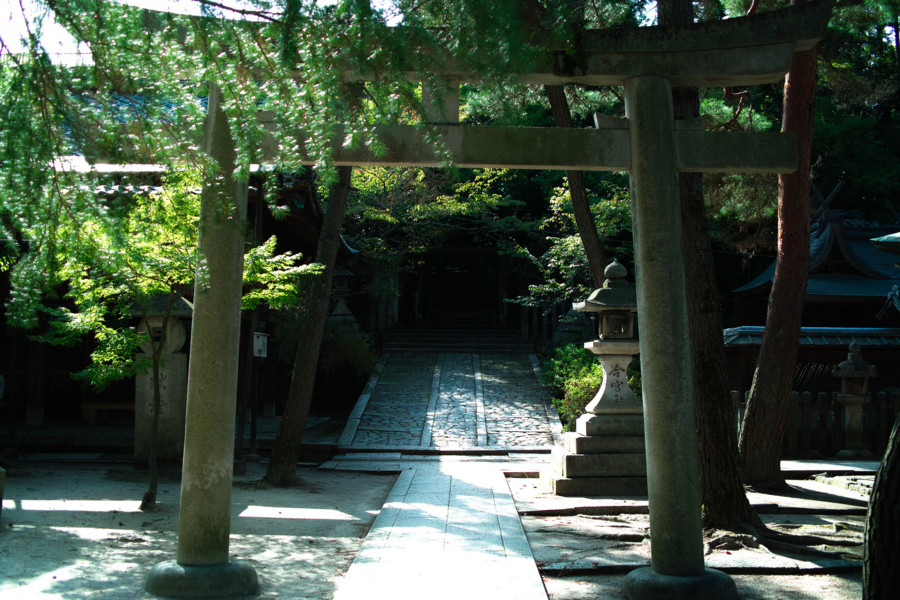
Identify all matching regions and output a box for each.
[541,343,602,430]
[559,368,602,430]
[314,324,379,415]
[541,342,643,431]
[541,343,599,397]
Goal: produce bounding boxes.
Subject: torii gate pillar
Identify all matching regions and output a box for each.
[622,76,736,598]
[145,83,258,598]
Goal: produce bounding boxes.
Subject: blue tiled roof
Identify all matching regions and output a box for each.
[733,211,900,298]
[723,325,900,348]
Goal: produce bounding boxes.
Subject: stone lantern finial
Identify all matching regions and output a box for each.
[604,259,628,283]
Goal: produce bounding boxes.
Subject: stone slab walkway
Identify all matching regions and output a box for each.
[327,457,549,600]
[329,349,560,599]
[338,352,563,451]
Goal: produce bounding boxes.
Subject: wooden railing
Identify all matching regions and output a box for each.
[733,388,900,459]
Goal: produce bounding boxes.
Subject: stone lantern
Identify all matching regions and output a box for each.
[134,297,193,466]
[329,267,361,332]
[833,343,877,458]
[577,259,642,420]
[541,260,646,496]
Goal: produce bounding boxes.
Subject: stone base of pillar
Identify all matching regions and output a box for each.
[624,566,737,600]
[541,412,647,496]
[145,560,258,598]
[576,412,644,436]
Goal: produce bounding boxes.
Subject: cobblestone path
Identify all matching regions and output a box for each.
[346,351,438,447]
[340,352,561,450]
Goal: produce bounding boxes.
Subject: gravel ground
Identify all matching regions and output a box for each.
[0,461,396,600]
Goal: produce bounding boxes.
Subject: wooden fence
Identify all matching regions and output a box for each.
[733,388,900,459]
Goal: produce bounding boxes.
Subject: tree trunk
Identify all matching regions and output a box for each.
[864,412,900,600]
[522,0,606,287]
[739,13,816,488]
[679,156,762,529]
[661,0,762,530]
[264,166,353,486]
[544,85,607,287]
[140,292,176,511]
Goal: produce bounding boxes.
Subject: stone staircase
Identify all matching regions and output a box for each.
[380,328,535,354]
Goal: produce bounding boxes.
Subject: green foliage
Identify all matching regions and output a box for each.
[513,176,633,309]
[348,167,548,282]
[242,237,323,310]
[560,372,602,430]
[16,173,201,386]
[808,0,900,216]
[3,165,315,389]
[701,93,777,133]
[515,235,594,309]
[705,172,778,254]
[697,88,781,254]
[1,0,580,207]
[541,341,642,431]
[318,323,379,382]
[541,342,599,395]
[541,343,602,430]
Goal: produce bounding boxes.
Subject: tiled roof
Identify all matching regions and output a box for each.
[805,273,899,297]
[723,326,900,348]
[733,211,900,298]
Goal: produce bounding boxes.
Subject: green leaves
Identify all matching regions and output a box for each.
[2,157,315,387]
[242,236,323,310]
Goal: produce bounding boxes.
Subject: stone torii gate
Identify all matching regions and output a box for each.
[145,1,833,598]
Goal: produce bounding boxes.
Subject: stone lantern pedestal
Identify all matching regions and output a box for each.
[542,260,647,496]
[833,344,877,458]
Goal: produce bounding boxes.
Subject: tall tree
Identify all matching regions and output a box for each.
[660,0,763,529]
[545,85,608,287]
[525,0,614,287]
[738,0,817,488]
[265,166,353,486]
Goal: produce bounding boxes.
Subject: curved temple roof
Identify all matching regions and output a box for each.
[734,211,900,300]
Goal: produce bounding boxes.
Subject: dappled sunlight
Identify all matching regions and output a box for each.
[0,465,395,599]
[238,505,358,521]
[16,499,143,513]
[4,562,86,600]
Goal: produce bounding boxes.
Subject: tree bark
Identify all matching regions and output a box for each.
[679,156,762,529]
[864,412,900,600]
[661,0,762,530]
[739,11,816,488]
[544,85,607,287]
[264,166,353,486]
[140,291,177,511]
[523,0,606,287]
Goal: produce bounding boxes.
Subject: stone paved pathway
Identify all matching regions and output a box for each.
[331,349,560,600]
[338,351,562,451]
[326,456,550,600]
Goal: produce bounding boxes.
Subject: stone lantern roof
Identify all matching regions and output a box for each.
[832,343,878,381]
[574,259,637,312]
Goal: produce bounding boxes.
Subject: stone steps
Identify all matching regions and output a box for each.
[381,329,535,353]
